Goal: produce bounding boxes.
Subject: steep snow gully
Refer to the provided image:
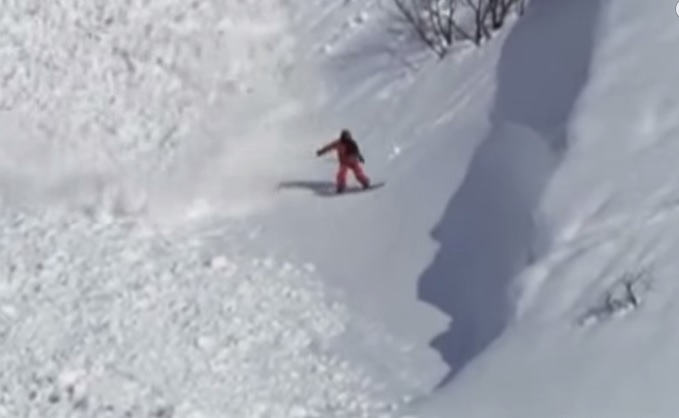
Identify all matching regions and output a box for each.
[419,0,603,388]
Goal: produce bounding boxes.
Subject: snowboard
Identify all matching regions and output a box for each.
[317,181,385,197]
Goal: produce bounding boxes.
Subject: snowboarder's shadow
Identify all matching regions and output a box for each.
[277,180,337,197]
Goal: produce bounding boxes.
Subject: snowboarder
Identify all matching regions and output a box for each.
[316,129,371,193]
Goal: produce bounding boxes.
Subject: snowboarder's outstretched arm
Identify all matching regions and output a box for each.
[316,140,340,157]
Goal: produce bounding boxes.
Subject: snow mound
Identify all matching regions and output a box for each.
[0,208,406,417]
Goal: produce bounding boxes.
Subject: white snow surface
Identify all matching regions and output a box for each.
[1,0,678,416]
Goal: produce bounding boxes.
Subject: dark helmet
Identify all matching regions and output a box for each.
[340,129,352,142]
[339,129,359,155]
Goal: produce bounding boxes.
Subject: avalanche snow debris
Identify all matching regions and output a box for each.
[0,0,299,220]
[0,207,405,417]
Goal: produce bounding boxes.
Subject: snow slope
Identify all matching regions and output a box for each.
[3,0,679,416]
[0,1,418,417]
[413,1,679,416]
[259,0,679,416]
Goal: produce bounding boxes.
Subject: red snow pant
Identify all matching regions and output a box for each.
[337,160,370,191]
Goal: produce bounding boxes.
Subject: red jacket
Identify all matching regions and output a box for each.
[316,139,364,166]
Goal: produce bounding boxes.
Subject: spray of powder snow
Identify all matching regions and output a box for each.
[0,0,325,227]
[142,91,319,228]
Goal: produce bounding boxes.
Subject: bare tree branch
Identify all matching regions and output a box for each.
[391,0,528,56]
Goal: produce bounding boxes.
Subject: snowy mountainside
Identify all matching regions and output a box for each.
[0,1,420,417]
[3,0,678,416]
[258,0,679,416]
[403,0,679,416]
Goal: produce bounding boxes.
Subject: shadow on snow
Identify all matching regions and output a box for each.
[418,0,603,389]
